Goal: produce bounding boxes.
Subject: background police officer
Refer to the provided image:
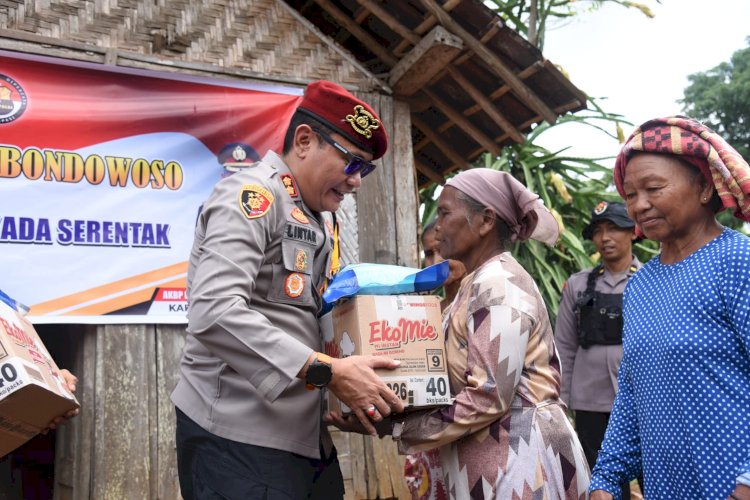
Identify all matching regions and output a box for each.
[554,201,641,497]
[172,81,404,499]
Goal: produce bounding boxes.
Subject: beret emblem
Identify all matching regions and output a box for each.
[346,104,380,139]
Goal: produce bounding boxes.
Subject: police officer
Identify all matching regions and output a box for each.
[554,201,641,496]
[171,80,405,499]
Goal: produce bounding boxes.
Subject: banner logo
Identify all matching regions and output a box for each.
[0,74,28,124]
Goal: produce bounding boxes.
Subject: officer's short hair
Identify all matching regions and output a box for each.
[282,111,333,155]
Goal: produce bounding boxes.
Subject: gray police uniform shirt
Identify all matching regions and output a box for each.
[171,150,334,459]
[554,257,641,413]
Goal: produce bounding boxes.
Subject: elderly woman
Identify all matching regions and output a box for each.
[589,116,750,500]
[331,168,590,498]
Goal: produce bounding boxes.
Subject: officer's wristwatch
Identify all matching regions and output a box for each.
[305,353,333,389]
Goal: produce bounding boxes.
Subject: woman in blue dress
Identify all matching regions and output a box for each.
[589,116,750,500]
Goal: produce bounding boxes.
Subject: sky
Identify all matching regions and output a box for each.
[535,0,750,164]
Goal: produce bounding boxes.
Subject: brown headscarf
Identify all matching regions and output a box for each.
[445,168,560,246]
[614,116,750,222]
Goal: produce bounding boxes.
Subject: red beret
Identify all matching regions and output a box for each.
[297,80,388,160]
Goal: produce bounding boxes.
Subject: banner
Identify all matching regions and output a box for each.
[0,51,303,324]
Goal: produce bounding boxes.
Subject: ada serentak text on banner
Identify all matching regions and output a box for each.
[0,51,302,324]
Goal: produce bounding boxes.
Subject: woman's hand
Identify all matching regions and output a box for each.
[729,484,750,500]
[589,490,614,500]
[42,369,80,433]
[325,411,393,438]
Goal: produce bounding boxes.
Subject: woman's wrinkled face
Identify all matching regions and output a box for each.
[422,227,467,286]
[434,187,479,263]
[622,153,705,243]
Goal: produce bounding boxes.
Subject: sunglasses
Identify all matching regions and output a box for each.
[313,129,377,178]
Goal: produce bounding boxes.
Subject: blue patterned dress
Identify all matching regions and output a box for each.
[590,228,750,498]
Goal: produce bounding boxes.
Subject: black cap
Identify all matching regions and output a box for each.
[582,201,635,239]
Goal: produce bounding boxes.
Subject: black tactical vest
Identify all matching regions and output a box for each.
[574,265,629,349]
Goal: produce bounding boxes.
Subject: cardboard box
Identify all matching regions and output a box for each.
[324,295,452,413]
[0,300,79,457]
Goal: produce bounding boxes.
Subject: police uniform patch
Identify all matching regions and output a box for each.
[291,207,309,224]
[594,201,608,215]
[238,184,274,219]
[280,174,298,198]
[285,272,305,298]
[294,248,310,272]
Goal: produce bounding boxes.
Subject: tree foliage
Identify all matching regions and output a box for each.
[484,0,659,49]
[680,38,750,160]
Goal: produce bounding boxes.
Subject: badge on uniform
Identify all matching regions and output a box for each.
[294,248,310,272]
[280,174,299,198]
[291,207,309,224]
[238,184,274,219]
[285,272,305,298]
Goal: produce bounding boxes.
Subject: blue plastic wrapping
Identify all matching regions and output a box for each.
[322,261,449,306]
[0,289,18,311]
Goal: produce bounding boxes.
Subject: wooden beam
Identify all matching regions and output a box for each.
[412,115,471,171]
[313,0,398,66]
[422,88,502,156]
[432,60,544,117]
[419,0,558,124]
[447,66,525,144]
[420,103,586,182]
[455,101,588,171]
[394,0,462,54]
[463,62,543,116]
[416,159,447,185]
[541,59,588,108]
[392,99,420,268]
[389,25,463,97]
[451,21,500,67]
[355,0,420,45]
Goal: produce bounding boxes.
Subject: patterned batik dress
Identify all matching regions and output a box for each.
[396,253,590,499]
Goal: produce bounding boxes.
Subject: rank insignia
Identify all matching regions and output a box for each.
[280,174,298,198]
[291,207,309,224]
[239,184,274,219]
[294,248,310,272]
[346,104,381,139]
[285,272,305,298]
[324,220,335,236]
